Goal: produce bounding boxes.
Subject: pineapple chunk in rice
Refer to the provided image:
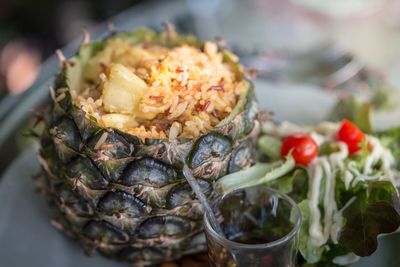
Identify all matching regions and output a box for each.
[100,63,158,129]
[101,114,139,129]
[102,63,147,114]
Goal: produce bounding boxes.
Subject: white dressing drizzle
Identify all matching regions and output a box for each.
[364,136,396,188]
[307,161,325,246]
[333,253,360,265]
[321,158,337,244]
[329,142,348,172]
[308,143,347,246]
[343,170,353,190]
[310,132,326,146]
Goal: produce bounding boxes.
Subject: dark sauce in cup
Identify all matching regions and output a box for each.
[205,187,300,267]
[221,189,295,244]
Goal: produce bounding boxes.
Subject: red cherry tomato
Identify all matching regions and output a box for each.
[336,119,366,155]
[281,134,318,166]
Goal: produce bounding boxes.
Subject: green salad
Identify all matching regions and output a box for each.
[216,97,400,266]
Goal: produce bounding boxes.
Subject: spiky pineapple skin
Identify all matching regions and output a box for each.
[38,29,260,266]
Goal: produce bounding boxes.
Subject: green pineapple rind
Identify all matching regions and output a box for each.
[38,28,260,266]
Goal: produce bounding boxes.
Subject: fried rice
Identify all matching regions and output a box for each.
[73,37,247,140]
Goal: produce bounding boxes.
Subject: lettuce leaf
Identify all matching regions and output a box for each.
[267,168,308,203]
[216,155,295,193]
[257,135,282,160]
[338,181,400,256]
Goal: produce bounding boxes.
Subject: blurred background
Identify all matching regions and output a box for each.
[0,0,142,96]
[2,0,400,170]
[2,0,400,96]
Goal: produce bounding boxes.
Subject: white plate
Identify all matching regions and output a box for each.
[0,81,398,267]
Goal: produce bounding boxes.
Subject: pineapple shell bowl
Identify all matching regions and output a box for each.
[38,28,260,266]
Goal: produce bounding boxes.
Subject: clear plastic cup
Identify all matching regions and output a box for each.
[204,186,302,267]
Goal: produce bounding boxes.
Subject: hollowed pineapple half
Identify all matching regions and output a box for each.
[38,28,260,266]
